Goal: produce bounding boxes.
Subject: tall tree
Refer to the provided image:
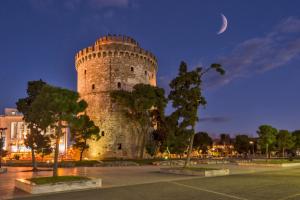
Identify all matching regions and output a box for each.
[111,84,167,159]
[220,133,231,145]
[71,115,100,161]
[234,135,250,154]
[220,133,231,156]
[193,132,213,154]
[35,133,52,161]
[30,85,87,177]
[257,125,278,159]
[168,61,225,167]
[277,130,294,157]
[16,80,51,171]
[292,130,300,150]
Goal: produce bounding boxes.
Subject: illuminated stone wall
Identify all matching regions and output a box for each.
[75,35,157,159]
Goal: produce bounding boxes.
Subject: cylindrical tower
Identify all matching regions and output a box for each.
[75,35,157,159]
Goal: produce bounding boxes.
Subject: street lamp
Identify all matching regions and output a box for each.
[0,127,7,168]
[249,141,254,157]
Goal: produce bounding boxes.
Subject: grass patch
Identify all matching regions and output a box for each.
[253,159,300,164]
[102,158,184,165]
[165,167,219,171]
[28,176,90,185]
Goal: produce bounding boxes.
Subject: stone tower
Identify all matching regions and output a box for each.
[75,35,157,159]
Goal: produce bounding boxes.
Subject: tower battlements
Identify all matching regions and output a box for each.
[95,35,139,46]
[75,35,157,70]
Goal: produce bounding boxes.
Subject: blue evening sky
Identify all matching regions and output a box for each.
[0,0,299,136]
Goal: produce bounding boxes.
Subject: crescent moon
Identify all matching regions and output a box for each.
[217,14,228,35]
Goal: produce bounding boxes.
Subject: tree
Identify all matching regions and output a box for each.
[193,132,212,154]
[35,133,52,162]
[292,130,300,150]
[220,133,231,156]
[168,61,225,167]
[220,133,231,145]
[16,80,51,171]
[276,130,294,157]
[30,85,87,177]
[234,135,250,154]
[111,84,167,159]
[257,125,278,159]
[71,115,100,161]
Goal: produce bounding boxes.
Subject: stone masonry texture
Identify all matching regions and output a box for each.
[75,35,157,159]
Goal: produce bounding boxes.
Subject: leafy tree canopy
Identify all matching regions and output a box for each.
[71,115,100,161]
[193,132,213,153]
[234,134,250,154]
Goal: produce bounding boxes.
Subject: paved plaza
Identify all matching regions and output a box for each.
[1,165,300,200]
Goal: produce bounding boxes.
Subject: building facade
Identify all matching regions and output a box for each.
[75,35,157,159]
[0,108,68,159]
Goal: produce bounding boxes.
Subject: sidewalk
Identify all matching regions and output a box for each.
[0,164,288,199]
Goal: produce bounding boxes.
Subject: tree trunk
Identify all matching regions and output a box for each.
[184,128,195,168]
[53,123,62,177]
[80,149,84,161]
[139,131,146,159]
[135,126,142,159]
[266,143,269,159]
[282,148,285,158]
[31,148,38,172]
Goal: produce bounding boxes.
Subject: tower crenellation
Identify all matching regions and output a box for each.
[75,35,157,159]
[75,35,157,71]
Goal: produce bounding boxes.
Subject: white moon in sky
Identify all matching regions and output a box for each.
[217,14,228,35]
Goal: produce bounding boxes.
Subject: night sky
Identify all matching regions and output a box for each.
[0,0,299,136]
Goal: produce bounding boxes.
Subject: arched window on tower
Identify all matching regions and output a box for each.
[117,82,121,89]
[92,84,95,90]
[131,67,134,72]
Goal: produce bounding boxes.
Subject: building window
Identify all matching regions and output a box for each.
[145,71,147,75]
[84,70,87,75]
[101,131,105,136]
[117,82,121,89]
[131,67,134,72]
[92,84,95,90]
[117,143,122,150]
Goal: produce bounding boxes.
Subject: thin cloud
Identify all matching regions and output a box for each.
[88,0,129,8]
[207,17,300,87]
[199,117,230,123]
[29,0,131,11]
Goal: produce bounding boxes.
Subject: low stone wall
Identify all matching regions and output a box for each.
[15,178,102,194]
[153,159,229,166]
[95,161,139,167]
[237,162,300,168]
[160,168,229,177]
[205,169,230,177]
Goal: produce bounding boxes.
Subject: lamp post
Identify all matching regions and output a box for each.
[0,127,7,168]
[249,141,254,158]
